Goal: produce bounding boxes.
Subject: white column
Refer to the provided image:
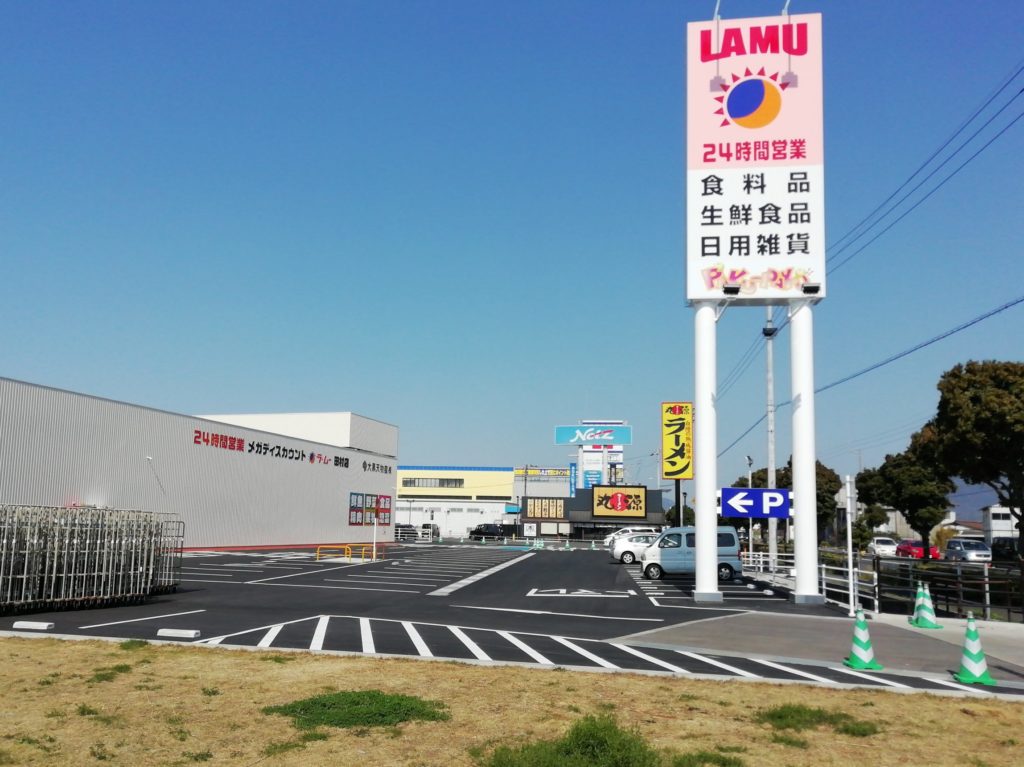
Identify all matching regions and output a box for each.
[789,300,824,603]
[694,301,722,601]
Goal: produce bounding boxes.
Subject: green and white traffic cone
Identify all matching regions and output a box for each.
[843,609,883,671]
[909,582,942,629]
[590,540,596,551]
[920,584,942,628]
[953,612,996,686]
[908,581,925,624]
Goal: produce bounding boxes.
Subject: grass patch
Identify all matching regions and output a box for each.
[183,751,213,762]
[201,687,220,697]
[754,703,880,737]
[262,690,449,730]
[119,640,149,651]
[479,714,661,767]
[77,704,99,717]
[89,664,132,683]
[260,654,296,664]
[770,733,809,749]
[672,751,746,767]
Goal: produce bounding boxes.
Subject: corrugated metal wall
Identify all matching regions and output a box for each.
[0,378,397,548]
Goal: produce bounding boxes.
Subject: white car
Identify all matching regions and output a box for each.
[866,536,898,557]
[602,526,658,547]
[610,533,659,565]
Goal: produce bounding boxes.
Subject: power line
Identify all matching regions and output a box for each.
[716,65,1024,396]
[718,294,1024,458]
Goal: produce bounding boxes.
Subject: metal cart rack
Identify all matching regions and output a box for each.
[1,505,183,614]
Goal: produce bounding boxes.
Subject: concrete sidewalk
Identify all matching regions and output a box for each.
[617,609,1024,684]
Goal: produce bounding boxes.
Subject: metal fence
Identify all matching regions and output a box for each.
[1,505,183,614]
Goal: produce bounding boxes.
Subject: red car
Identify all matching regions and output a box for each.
[895,539,942,559]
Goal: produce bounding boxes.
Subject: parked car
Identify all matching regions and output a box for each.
[610,533,658,564]
[468,523,516,541]
[866,536,898,556]
[944,538,992,562]
[394,523,417,542]
[602,526,659,547]
[895,539,942,559]
[990,537,1021,562]
[640,526,742,581]
[419,523,440,540]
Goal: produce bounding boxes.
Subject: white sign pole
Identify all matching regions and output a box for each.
[790,300,823,603]
[694,301,722,601]
[372,512,378,562]
[845,474,856,616]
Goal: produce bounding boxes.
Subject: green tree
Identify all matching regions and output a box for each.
[856,437,954,560]
[928,361,1024,557]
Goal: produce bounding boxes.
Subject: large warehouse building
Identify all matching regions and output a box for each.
[0,377,398,549]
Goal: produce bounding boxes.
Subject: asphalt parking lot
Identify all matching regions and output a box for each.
[4,543,1023,698]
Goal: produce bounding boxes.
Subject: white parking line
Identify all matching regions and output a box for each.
[403,622,432,657]
[498,631,552,665]
[752,659,835,685]
[79,610,206,630]
[257,625,283,648]
[184,567,264,573]
[360,618,375,654]
[246,564,363,584]
[310,616,330,651]
[449,626,489,660]
[675,651,760,678]
[613,644,690,673]
[833,667,910,688]
[338,578,437,587]
[428,553,534,596]
[552,637,618,669]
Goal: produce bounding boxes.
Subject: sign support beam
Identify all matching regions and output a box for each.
[789,300,824,604]
[694,301,722,602]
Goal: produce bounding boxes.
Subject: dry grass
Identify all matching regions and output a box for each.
[1,636,1022,766]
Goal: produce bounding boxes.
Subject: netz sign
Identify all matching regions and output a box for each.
[554,425,633,445]
[720,487,792,518]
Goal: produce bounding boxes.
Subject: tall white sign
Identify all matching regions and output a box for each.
[686,14,825,304]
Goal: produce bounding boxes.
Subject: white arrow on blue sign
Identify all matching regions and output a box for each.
[720,487,791,518]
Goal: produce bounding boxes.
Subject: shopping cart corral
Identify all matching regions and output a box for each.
[1,505,183,614]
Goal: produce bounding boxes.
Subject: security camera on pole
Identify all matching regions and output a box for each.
[686,11,827,604]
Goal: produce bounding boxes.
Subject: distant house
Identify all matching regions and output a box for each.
[981,505,1017,543]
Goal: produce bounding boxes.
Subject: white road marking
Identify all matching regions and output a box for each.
[612,644,690,673]
[452,605,663,622]
[498,631,552,665]
[403,622,432,657]
[428,553,535,596]
[257,625,283,648]
[832,667,910,688]
[928,678,991,693]
[184,567,264,573]
[675,651,760,678]
[79,610,206,630]
[278,581,420,593]
[336,578,436,587]
[552,637,618,669]
[310,616,330,651]
[360,618,375,654]
[752,659,835,685]
[449,626,490,660]
[179,571,237,577]
[246,563,364,584]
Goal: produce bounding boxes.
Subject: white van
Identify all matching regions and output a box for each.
[640,526,742,581]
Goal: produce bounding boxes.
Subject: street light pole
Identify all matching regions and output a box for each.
[746,455,754,550]
[764,307,780,559]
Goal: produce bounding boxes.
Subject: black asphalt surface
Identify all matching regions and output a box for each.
[4,543,1022,699]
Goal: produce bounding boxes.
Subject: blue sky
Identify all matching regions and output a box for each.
[3,1,1022,508]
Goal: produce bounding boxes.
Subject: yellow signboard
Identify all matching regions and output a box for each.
[592,486,647,518]
[661,402,693,480]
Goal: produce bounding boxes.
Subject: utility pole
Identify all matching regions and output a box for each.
[764,308,779,560]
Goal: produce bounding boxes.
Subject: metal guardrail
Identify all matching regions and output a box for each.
[1,504,183,614]
[315,544,383,562]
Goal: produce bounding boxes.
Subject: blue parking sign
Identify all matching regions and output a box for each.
[720,487,791,518]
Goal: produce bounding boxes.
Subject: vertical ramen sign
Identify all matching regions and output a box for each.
[686,13,825,305]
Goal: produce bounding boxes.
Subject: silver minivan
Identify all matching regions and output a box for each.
[640,526,742,581]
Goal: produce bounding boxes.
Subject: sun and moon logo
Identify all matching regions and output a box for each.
[714,68,789,128]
